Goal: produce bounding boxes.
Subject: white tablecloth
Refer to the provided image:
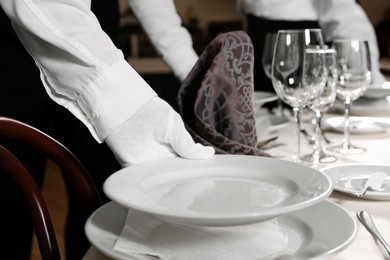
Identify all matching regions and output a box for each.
[267,112,390,259]
[83,111,390,260]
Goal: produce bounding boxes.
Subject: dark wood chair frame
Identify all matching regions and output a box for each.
[0,116,102,260]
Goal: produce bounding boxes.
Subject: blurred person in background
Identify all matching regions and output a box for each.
[241,0,387,93]
[125,0,386,96]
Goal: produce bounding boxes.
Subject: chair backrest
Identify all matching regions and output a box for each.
[0,116,102,260]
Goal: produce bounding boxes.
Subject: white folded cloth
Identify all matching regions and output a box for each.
[113,208,291,260]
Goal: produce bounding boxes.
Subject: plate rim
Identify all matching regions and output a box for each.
[321,163,390,200]
[103,155,332,227]
[85,200,357,260]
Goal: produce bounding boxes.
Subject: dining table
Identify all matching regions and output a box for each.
[82,97,390,260]
[269,107,390,260]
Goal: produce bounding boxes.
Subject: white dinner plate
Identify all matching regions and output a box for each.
[333,97,390,116]
[103,155,332,227]
[323,116,390,134]
[362,85,390,99]
[253,91,278,106]
[85,200,357,260]
[321,164,390,200]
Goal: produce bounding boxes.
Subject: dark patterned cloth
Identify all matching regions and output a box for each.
[177,31,270,157]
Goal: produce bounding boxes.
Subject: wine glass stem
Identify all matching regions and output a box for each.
[293,107,302,162]
[313,110,323,155]
[343,97,352,149]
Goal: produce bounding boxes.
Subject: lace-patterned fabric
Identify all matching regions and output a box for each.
[178,31,269,156]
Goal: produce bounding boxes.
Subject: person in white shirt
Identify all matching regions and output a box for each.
[0,0,214,259]
[0,0,215,167]
[0,0,384,258]
[127,0,386,94]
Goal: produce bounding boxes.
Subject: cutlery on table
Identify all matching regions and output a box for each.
[300,129,315,145]
[256,136,278,150]
[357,211,390,257]
[353,172,387,197]
[320,128,332,144]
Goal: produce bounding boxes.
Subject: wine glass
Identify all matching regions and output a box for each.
[328,39,372,154]
[262,32,277,79]
[301,47,337,164]
[272,29,327,163]
[262,32,283,115]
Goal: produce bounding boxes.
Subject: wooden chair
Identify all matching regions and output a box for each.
[0,116,103,260]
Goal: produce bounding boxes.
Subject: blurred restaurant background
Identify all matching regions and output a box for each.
[117,0,390,108]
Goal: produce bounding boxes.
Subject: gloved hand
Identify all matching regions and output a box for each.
[105,96,215,167]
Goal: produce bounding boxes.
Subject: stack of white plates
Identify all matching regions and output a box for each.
[85,155,358,259]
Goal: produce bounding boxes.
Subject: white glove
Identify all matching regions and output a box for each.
[105,97,215,167]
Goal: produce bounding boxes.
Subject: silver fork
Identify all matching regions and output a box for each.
[357,211,390,257]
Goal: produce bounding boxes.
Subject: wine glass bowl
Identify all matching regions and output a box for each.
[262,32,277,79]
[271,29,327,162]
[301,47,338,164]
[261,32,284,115]
[329,39,372,154]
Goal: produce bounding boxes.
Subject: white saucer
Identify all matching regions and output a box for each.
[323,116,390,134]
[85,200,357,260]
[103,155,332,227]
[321,163,390,200]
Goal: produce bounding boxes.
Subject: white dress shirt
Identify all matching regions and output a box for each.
[0,0,385,145]
[127,0,199,82]
[130,0,385,84]
[237,0,385,84]
[0,0,156,142]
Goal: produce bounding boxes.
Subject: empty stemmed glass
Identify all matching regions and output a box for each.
[328,39,372,154]
[262,32,283,115]
[272,29,327,163]
[301,47,337,164]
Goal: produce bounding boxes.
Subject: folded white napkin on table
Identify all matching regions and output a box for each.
[113,208,291,260]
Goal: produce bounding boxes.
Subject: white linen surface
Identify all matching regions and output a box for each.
[113,208,291,260]
[254,109,273,141]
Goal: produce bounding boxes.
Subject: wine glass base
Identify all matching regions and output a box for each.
[328,143,366,155]
[300,151,337,164]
